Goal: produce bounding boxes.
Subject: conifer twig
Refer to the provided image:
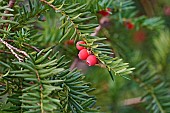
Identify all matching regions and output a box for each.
[4,39,40,52]
[40,0,60,10]
[0,38,22,61]
[70,17,108,70]
[0,38,29,62]
[23,43,40,52]
[123,97,144,105]
[0,0,30,61]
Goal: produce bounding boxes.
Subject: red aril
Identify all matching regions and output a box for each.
[76,41,86,50]
[78,49,89,60]
[86,55,97,66]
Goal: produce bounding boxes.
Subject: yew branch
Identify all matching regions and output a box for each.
[0,38,29,62]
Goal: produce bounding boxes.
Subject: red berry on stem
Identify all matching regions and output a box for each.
[67,40,74,45]
[86,55,97,66]
[107,8,111,12]
[65,39,74,45]
[164,6,170,16]
[98,8,111,16]
[124,21,134,30]
[76,41,86,50]
[99,10,109,16]
[78,49,89,60]
[127,22,134,29]
[133,30,146,43]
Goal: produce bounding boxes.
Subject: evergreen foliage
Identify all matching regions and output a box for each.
[0,0,170,113]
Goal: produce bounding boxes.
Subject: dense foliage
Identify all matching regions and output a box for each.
[0,0,170,113]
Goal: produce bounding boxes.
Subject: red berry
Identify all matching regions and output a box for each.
[164,6,170,16]
[107,8,111,12]
[67,40,74,45]
[86,55,97,66]
[29,81,34,84]
[124,21,134,30]
[99,10,109,16]
[78,49,89,60]
[128,23,134,29]
[65,39,74,45]
[98,8,111,16]
[76,41,86,50]
[133,30,146,43]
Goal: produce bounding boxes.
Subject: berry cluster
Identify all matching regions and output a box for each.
[76,41,97,66]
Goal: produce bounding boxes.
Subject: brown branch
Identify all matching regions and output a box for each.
[0,50,24,59]
[40,0,60,10]
[140,0,155,17]
[70,58,79,70]
[10,45,29,58]
[1,0,16,20]
[90,25,102,36]
[0,38,22,61]
[0,38,29,62]
[1,0,16,29]
[23,43,40,52]
[123,97,144,106]
[4,39,40,52]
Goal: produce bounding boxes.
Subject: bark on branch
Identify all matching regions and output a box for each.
[0,38,29,62]
[1,0,16,20]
